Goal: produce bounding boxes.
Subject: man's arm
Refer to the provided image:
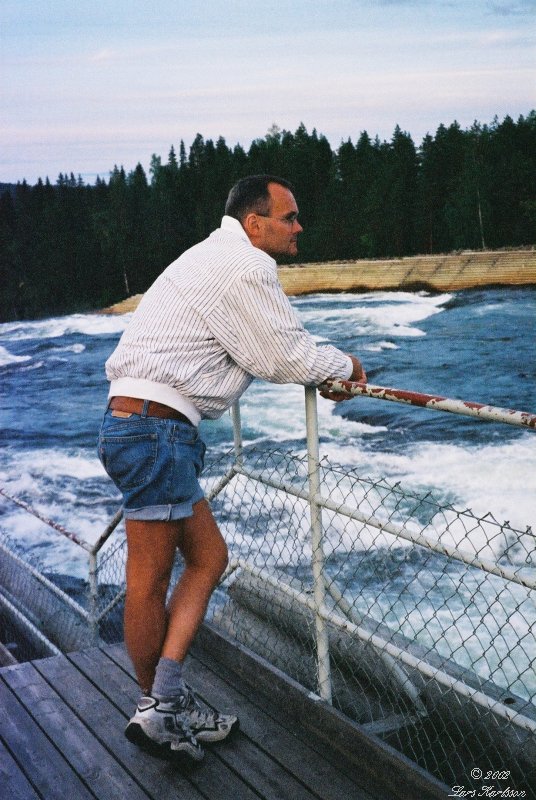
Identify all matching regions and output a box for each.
[205,266,358,387]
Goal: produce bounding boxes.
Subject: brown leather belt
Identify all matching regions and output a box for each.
[109,396,193,425]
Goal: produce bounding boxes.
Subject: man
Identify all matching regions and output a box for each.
[98,175,366,765]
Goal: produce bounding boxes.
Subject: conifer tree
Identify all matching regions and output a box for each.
[1,112,534,321]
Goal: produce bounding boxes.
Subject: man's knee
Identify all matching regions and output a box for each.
[199,536,228,585]
[126,569,170,605]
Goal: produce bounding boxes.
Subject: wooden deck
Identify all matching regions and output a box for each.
[0,623,450,800]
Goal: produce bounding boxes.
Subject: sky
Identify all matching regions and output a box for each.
[1,0,535,185]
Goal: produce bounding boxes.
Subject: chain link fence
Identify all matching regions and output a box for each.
[204,439,536,792]
[1,385,534,793]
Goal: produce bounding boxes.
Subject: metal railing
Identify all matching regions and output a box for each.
[1,380,535,791]
[205,383,535,791]
[218,386,535,715]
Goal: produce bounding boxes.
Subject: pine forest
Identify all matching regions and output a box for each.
[1,112,535,321]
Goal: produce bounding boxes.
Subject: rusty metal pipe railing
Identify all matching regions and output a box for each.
[0,487,94,551]
[319,380,536,430]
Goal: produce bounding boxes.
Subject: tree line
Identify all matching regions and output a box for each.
[1,112,535,321]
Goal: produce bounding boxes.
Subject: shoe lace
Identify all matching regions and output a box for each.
[182,687,217,724]
[163,695,198,741]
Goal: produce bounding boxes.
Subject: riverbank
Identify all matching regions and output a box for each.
[102,248,536,313]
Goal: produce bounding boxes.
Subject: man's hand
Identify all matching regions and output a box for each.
[348,355,367,383]
[319,354,366,402]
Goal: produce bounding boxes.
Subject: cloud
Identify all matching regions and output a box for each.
[90,49,118,63]
[488,0,536,14]
[2,0,534,183]
[374,0,536,12]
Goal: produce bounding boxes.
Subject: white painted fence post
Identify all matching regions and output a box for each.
[231,400,243,468]
[304,386,332,703]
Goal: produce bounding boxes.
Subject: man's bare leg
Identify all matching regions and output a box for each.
[162,499,228,662]
[124,499,228,693]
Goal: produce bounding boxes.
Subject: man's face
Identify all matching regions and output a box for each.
[254,183,303,258]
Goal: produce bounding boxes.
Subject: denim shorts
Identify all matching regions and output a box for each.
[97,408,206,521]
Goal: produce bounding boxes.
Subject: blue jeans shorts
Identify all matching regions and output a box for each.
[98,406,206,521]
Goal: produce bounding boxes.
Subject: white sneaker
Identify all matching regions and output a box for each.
[125,696,204,764]
[181,685,239,743]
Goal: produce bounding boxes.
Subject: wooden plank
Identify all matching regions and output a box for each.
[183,654,374,800]
[211,733,323,800]
[106,645,371,800]
[0,739,41,800]
[193,623,451,800]
[101,640,137,673]
[0,641,18,667]
[185,645,378,800]
[0,671,95,800]
[69,647,262,800]
[34,652,204,800]
[3,659,152,800]
[101,645,327,800]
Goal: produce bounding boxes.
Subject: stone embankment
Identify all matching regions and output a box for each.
[278,249,536,295]
[102,249,536,314]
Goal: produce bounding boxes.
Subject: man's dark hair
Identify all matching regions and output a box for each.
[225,175,294,222]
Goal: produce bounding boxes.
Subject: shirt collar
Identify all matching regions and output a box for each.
[220,215,251,244]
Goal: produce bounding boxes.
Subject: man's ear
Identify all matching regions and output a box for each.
[242,212,262,243]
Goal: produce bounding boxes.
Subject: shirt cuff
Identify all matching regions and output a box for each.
[341,355,353,380]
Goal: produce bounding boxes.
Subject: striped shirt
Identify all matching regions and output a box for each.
[106,215,353,423]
